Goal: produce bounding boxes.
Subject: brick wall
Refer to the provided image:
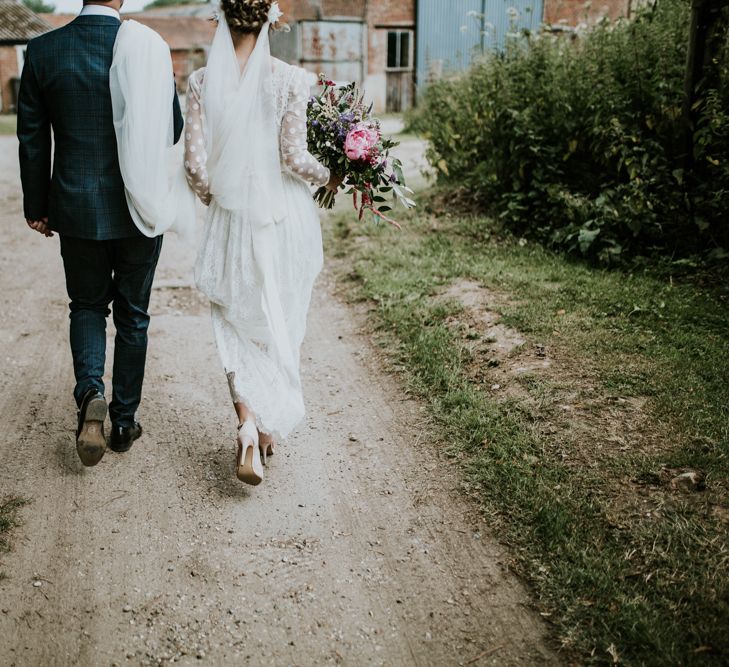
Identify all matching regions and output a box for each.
[0,45,20,114]
[367,0,415,26]
[324,0,366,17]
[544,0,631,25]
[171,49,207,92]
[278,0,366,20]
[365,0,415,110]
[278,0,414,23]
[366,0,415,77]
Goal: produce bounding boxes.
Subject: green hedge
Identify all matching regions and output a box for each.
[409,0,728,262]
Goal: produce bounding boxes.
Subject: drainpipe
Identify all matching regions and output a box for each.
[480,0,486,54]
[681,0,727,170]
[363,0,369,86]
[414,0,419,100]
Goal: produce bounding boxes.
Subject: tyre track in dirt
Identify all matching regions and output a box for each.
[0,135,558,666]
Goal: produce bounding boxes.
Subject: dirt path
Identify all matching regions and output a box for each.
[0,135,557,666]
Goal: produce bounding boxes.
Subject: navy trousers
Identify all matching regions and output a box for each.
[59,235,163,427]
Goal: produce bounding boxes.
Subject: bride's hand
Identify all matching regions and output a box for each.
[325,173,344,192]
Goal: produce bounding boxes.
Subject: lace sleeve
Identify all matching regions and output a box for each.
[184,71,211,206]
[280,70,330,188]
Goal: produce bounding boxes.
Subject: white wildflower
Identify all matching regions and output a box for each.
[268,1,283,24]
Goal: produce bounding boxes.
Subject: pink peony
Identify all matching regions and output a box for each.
[344,124,380,161]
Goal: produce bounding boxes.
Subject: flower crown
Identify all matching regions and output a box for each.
[268,1,283,24]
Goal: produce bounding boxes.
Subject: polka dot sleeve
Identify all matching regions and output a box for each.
[280,70,330,188]
[184,71,211,206]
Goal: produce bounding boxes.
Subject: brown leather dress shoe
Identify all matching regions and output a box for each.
[76,389,107,467]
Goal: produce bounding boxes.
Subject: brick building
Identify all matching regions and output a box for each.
[0,0,52,113]
[268,0,415,112]
[544,0,631,27]
[365,0,417,112]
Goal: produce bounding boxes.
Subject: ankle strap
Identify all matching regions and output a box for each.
[237,419,258,440]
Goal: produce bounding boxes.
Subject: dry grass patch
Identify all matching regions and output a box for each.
[0,496,28,580]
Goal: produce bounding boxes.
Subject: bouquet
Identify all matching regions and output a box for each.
[306,76,415,227]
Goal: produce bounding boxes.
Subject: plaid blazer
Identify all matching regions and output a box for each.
[17,15,184,240]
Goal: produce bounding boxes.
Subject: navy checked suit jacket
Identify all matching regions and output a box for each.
[17,15,184,240]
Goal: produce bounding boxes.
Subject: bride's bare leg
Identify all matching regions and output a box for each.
[234,401,255,425]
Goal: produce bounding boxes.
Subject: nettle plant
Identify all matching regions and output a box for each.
[411,0,728,262]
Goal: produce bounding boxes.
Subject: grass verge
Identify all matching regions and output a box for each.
[325,198,729,665]
[0,496,29,580]
[0,114,16,136]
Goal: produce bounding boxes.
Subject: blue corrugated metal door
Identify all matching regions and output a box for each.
[416,0,544,89]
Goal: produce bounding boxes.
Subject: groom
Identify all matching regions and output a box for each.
[17,0,184,466]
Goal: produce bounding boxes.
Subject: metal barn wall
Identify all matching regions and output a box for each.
[272,19,366,89]
[299,20,365,85]
[416,0,544,89]
[270,22,299,65]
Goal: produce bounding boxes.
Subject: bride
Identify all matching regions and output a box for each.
[184,0,342,485]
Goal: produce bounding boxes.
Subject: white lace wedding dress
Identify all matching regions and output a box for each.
[184,60,330,440]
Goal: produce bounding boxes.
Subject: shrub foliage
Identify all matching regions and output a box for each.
[410,0,729,262]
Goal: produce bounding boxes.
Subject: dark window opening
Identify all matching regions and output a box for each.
[386,30,412,70]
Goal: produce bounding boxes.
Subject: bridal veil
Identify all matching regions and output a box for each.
[199,6,300,391]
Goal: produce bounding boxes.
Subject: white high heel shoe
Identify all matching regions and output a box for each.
[259,437,275,465]
[236,419,263,485]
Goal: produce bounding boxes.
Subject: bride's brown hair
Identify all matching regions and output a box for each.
[220,0,272,33]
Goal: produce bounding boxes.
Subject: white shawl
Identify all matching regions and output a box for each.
[109,20,195,238]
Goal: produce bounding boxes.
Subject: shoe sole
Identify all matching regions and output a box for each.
[236,446,263,486]
[109,443,133,453]
[76,397,107,467]
[109,439,135,453]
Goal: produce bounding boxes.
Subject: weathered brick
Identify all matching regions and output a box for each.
[544,0,630,26]
[0,45,21,114]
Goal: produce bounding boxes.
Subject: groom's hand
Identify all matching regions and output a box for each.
[26,217,53,238]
